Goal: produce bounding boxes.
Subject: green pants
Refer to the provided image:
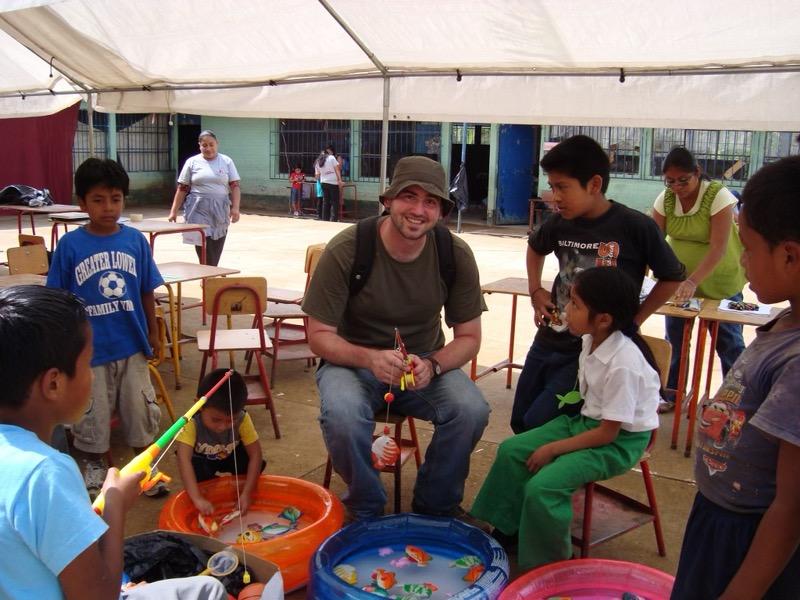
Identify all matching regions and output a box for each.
[471,415,650,570]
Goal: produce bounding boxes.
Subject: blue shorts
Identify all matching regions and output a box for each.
[671,492,800,599]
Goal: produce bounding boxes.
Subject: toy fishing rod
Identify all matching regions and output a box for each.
[92,369,234,515]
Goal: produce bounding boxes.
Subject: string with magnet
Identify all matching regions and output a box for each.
[371,328,411,469]
[226,375,251,584]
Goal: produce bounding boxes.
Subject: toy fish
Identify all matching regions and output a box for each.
[333,563,358,585]
[556,389,582,409]
[261,523,293,536]
[399,582,438,598]
[362,584,389,596]
[279,506,302,523]
[370,568,396,591]
[236,528,262,544]
[219,509,240,526]
[197,514,219,536]
[371,429,400,469]
[463,564,485,583]
[449,555,482,568]
[405,545,432,567]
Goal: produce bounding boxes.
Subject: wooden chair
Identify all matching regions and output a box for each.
[197,276,280,438]
[323,410,422,513]
[104,306,177,467]
[570,334,669,558]
[148,306,177,423]
[7,244,48,275]
[262,243,326,384]
[18,233,46,247]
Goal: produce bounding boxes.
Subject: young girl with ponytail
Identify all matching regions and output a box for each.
[471,266,661,570]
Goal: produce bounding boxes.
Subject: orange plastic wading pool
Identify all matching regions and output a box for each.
[158,475,345,591]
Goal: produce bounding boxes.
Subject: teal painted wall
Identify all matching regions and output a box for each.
[123,116,789,219]
[605,178,666,213]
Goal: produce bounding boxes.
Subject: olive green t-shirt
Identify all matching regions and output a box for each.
[302,217,485,354]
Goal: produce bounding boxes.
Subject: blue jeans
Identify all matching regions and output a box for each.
[317,361,490,519]
[510,340,580,434]
[665,292,746,395]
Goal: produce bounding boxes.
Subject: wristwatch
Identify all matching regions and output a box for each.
[427,356,442,378]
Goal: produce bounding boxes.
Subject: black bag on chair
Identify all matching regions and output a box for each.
[0,184,54,207]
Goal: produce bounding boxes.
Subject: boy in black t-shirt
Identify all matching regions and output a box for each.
[512,135,685,433]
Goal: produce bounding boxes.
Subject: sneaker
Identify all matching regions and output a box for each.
[83,460,107,500]
[143,467,170,498]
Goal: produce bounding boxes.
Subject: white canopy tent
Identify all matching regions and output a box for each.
[2,0,800,127]
[1,0,799,184]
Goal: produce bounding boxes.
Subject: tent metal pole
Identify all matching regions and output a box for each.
[379,77,390,212]
[87,92,95,157]
[456,122,467,233]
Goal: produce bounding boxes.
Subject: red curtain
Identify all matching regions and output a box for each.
[0,102,80,205]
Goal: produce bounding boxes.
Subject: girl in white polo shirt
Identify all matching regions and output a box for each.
[471,267,661,570]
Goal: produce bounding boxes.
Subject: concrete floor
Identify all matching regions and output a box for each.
[1,205,764,593]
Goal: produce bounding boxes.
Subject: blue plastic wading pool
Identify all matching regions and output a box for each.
[309,513,509,600]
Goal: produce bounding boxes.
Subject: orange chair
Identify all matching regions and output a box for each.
[262,243,326,384]
[197,276,280,438]
[570,335,670,558]
[323,410,422,514]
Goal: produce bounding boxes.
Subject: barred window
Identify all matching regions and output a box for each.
[549,126,641,177]
[115,114,171,172]
[652,129,752,182]
[73,110,109,168]
[276,119,351,178]
[763,131,800,163]
[452,124,490,145]
[357,121,441,181]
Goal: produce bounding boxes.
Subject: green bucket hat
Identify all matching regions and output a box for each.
[379,156,456,217]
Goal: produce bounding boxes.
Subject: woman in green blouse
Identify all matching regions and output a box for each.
[652,147,746,412]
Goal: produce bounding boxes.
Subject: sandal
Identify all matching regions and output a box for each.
[657,399,676,414]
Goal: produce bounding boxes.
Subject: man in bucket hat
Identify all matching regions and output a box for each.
[302,156,489,521]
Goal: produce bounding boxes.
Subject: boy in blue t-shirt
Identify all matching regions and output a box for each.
[512,135,685,433]
[47,158,167,499]
[0,286,226,600]
[671,156,800,600]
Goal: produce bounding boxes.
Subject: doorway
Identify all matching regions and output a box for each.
[450,124,490,221]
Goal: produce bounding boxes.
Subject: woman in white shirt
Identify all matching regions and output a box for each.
[168,130,241,266]
[314,145,343,222]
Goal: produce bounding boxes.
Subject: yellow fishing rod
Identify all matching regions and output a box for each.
[92,369,234,515]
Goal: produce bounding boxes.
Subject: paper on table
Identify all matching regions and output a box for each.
[667,298,701,311]
[639,276,656,301]
[718,299,771,315]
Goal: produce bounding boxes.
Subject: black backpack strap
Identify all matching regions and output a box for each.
[433,222,456,292]
[349,216,456,296]
[349,215,381,296]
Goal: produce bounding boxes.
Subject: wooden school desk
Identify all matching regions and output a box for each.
[0,273,46,289]
[681,299,782,457]
[2,204,81,236]
[49,216,209,263]
[470,277,537,389]
[652,300,706,450]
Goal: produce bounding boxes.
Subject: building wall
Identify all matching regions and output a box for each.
[112,115,796,220]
